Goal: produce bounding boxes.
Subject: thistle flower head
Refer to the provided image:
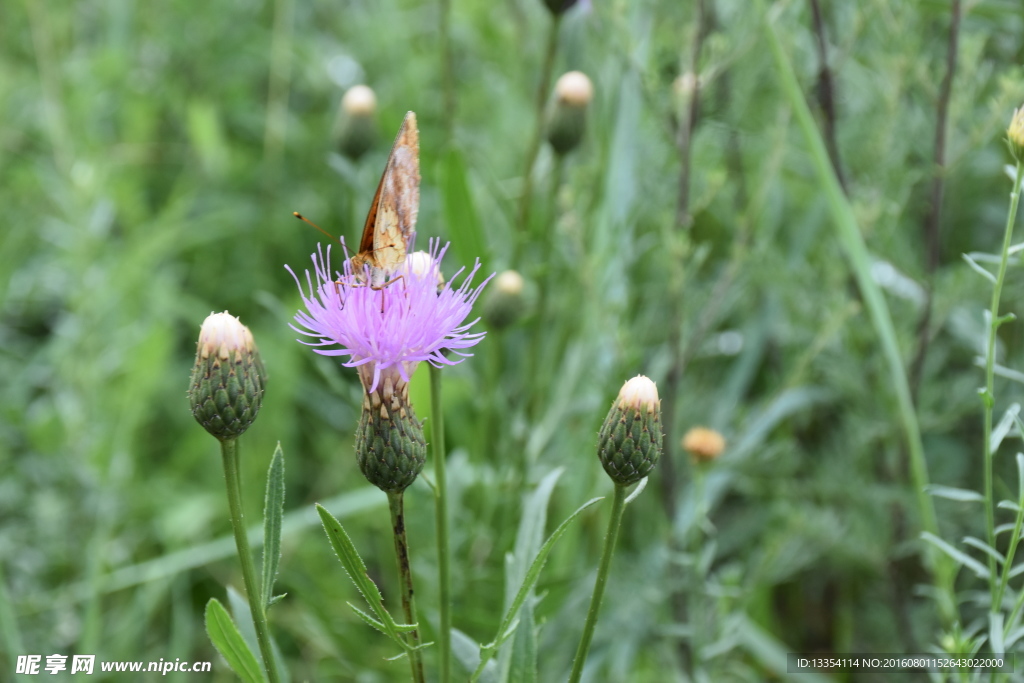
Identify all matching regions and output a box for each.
[287,239,492,394]
[682,426,725,464]
[1009,105,1024,163]
[597,375,662,486]
[188,312,266,441]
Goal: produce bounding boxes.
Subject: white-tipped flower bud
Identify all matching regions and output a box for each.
[682,427,725,464]
[337,85,378,160]
[597,375,662,486]
[546,71,593,156]
[483,270,527,330]
[342,84,377,116]
[405,250,445,290]
[1008,105,1024,164]
[188,312,266,441]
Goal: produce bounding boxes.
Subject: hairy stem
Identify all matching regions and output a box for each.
[221,439,280,683]
[515,14,562,253]
[429,365,452,683]
[568,484,626,683]
[388,492,425,683]
[983,161,1023,611]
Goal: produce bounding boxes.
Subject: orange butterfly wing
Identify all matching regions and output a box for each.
[351,112,420,285]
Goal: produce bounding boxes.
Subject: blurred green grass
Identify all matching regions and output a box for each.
[3,0,1024,680]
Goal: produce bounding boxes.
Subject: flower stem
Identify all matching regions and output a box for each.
[429,364,452,683]
[984,160,1023,611]
[387,491,425,683]
[568,483,627,683]
[515,13,562,256]
[220,438,280,683]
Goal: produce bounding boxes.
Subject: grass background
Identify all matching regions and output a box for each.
[3,0,1024,680]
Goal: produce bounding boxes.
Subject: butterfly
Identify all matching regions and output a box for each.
[350,111,420,289]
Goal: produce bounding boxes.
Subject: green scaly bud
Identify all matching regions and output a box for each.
[1008,105,1024,164]
[597,375,662,486]
[337,84,378,161]
[188,311,266,441]
[546,71,593,156]
[483,270,527,330]
[355,366,426,493]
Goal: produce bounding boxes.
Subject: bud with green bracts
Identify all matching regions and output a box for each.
[597,375,662,486]
[336,84,378,161]
[1008,106,1024,164]
[546,71,594,156]
[355,365,426,493]
[188,312,266,441]
[483,270,527,330]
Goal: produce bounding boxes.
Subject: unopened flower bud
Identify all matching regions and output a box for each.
[541,0,578,16]
[483,270,526,330]
[682,427,725,464]
[1008,106,1024,163]
[597,375,662,486]
[354,364,426,492]
[337,85,378,160]
[189,312,266,441]
[546,71,593,156]
[406,250,445,291]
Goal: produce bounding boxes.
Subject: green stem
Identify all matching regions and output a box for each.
[440,0,456,141]
[568,484,627,683]
[388,491,425,683]
[985,160,1023,611]
[997,473,1024,615]
[515,14,562,259]
[429,365,452,683]
[759,2,957,628]
[220,439,280,683]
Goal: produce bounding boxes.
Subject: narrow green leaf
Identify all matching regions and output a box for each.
[924,485,984,503]
[921,532,988,579]
[506,599,537,683]
[962,536,1006,564]
[262,444,286,611]
[453,628,497,683]
[438,147,489,268]
[624,477,648,505]
[1004,624,1024,648]
[205,599,266,683]
[316,504,412,648]
[348,603,389,635]
[990,612,1006,653]
[992,404,1021,454]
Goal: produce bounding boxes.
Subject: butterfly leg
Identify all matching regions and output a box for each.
[370,275,405,314]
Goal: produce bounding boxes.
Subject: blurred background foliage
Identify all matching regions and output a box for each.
[3,0,1024,680]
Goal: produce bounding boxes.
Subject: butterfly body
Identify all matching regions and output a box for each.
[350,111,420,288]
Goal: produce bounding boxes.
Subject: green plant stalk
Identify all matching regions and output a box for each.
[985,160,1023,611]
[220,438,280,683]
[568,484,626,683]
[515,13,562,253]
[759,2,957,627]
[997,469,1024,615]
[429,364,452,683]
[387,491,425,683]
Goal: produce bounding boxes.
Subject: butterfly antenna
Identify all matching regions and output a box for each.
[293,212,337,241]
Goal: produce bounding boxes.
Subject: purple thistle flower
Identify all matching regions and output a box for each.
[287,239,493,393]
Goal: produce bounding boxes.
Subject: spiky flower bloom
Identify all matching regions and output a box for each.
[546,71,594,156]
[288,240,492,491]
[189,312,266,441]
[337,84,378,160]
[597,375,662,486]
[1008,105,1024,164]
[682,426,725,464]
